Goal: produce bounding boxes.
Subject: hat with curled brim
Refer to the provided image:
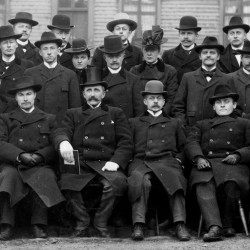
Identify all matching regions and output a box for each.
[194,36,224,54]
[0,25,22,42]
[47,14,74,30]
[175,16,201,31]
[223,15,250,34]
[8,12,38,27]
[64,38,93,54]
[98,35,128,54]
[34,31,62,48]
[141,80,168,98]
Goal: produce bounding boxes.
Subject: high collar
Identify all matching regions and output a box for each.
[81,100,109,112]
[103,67,126,78]
[138,59,165,73]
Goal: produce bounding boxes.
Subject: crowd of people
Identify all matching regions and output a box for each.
[0,10,250,244]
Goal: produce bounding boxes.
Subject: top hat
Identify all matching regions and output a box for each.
[0,25,22,41]
[141,80,167,97]
[8,76,42,95]
[82,67,108,90]
[236,40,250,54]
[209,84,239,105]
[223,16,250,34]
[106,12,137,32]
[64,38,92,54]
[47,14,74,30]
[98,35,128,54]
[194,36,224,54]
[34,31,62,48]
[8,12,38,27]
[175,16,201,31]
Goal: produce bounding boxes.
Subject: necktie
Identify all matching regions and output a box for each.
[202,69,216,78]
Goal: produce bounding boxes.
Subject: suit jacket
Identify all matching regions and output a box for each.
[162,43,201,83]
[92,42,143,71]
[24,63,81,125]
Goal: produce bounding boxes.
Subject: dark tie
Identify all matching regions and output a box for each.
[1,61,12,68]
[146,63,156,68]
[202,69,216,78]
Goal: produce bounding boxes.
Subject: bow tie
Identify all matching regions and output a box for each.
[146,63,156,68]
[202,69,216,78]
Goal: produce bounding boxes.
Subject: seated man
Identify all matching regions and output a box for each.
[52,67,132,238]
[185,84,250,242]
[128,80,190,241]
[0,76,65,240]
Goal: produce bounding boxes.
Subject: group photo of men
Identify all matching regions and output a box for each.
[1,2,250,247]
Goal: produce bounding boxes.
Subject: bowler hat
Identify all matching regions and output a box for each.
[106,13,137,32]
[236,40,250,54]
[82,67,108,90]
[194,36,224,54]
[8,76,42,95]
[0,25,22,41]
[223,16,250,34]
[141,80,167,97]
[8,12,38,27]
[34,32,62,48]
[209,84,239,105]
[47,14,74,30]
[175,16,201,31]
[64,38,92,54]
[99,35,128,54]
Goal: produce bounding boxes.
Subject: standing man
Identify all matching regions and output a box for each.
[24,32,81,125]
[9,12,42,65]
[130,25,178,115]
[128,80,190,241]
[52,67,132,238]
[0,25,34,97]
[219,16,250,74]
[48,14,74,69]
[162,16,202,84]
[0,76,65,240]
[92,13,143,71]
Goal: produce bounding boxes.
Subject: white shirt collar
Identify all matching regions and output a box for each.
[231,44,244,51]
[147,110,162,117]
[243,67,250,75]
[108,67,121,74]
[181,43,195,51]
[44,61,57,69]
[201,65,216,71]
[21,106,35,113]
[87,102,102,109]
[2,54,15,63]
[17,39,29,46]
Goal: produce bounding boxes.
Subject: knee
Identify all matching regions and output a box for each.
[196,181,216,199]
[1,166,20,180]
[224,181,240,199]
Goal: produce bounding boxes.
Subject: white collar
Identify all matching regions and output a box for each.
[147,110,162,117]
[21,106,35,113]
[201,65,216,71]
[2,54,15,63]
[231,44,244,50]
[181,43,195,51]
[17,39,29,46]
[243,67,250,75]
[108,67,121,74]
[87,102,102,109]
[44,61,57,69]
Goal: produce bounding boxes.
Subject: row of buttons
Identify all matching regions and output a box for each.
[208,151,230,155]
[148,139,166,143]
[209,139,231,144]
[84,136,105,140]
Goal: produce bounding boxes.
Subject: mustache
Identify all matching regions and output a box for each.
[152,105,160,108]
[88,96,99,102]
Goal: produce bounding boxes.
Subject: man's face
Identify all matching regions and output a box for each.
[0,39,18,57]
[144,94,165,112]
[83,85,105,107]
[39,43,59,64]
[72,53,89,70]
[227,28,246,48]
[113,24,131,42]
[15,88,36,111]
[52,28,71,47]
[213,97,236,116]
[241,54,250,71]
[199,49,220,67]
[13,22,32,41]
[103,51,125,70]
[179,30,198,48]
[142,46,160,64]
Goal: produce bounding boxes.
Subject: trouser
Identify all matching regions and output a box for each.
[64,175,115,230]
[0,189,48,227]
[132,173,186,225]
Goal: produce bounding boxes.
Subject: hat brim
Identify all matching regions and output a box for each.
[106,19,137,32]
[34,38,62,48]
[64,47,93,54]
[0,33,22,41]
[98,44,128,54]
[175,26,201,32]
[141,91,168,97]
[9,18,38,27]
[8,84,42,95]
[47,25,75,31]
[82,81,108,91]
[209,93,239,105]
[194,44,224,54]
[223,24,250,34]
[236,49,250,54]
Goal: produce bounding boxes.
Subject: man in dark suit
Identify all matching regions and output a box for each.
[9,12,42,65]
[185,84,250,242]
[219,16,250,74]
[162,16,202,84]
[128,80,190,241]
[92,12,143,71]
[0,76,65,240]
[52,67,132,238]
[24,32,81,125]
[0,25,34,97]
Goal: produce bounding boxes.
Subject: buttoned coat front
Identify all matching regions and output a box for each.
[52,103,133,197]
[185,116,250,194]
[24,63,81,124]
[128,112,187,203]
[0,107,65,207]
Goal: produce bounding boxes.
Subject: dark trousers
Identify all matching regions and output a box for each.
[64,175,115,230]
[132,173,186,225]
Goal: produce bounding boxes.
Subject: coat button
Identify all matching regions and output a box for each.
[229,128,233,131]
[161,140,165,143]
[227,141,230,144]
[100,136,104,140]
[101,122,104,125]
[162,125,165,128]
[84,136,88,139]
[208,151,213,155]
[209,139,213,142]
[226,152,230,155]
[148,139,153,143]
[19,139,23,142]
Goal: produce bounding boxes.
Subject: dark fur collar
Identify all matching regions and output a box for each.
[138,59,165,73]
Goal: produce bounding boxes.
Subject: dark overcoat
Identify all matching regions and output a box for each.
[52,103,133,197]
[0,95,17,113]
[130,60,178,115]
[92,42,143,71]
[102,67,144,118]
[59,43,74,70]
[128,112,187,203]
[171,68,234,132]
[162,43,201,84]
[0,107,65,207]
[24,63,81,124]
[0,56,34,97]
[185,116,250,195]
